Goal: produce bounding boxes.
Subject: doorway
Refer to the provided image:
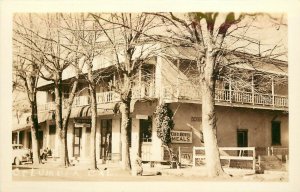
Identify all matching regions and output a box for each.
[237,129,248,156]
[140,117,152,161]
[100,119,112,161]
[37,130,43,150]
[73,127,82,157]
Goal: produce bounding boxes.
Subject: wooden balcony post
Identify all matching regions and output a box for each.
[272,77,275,107]
[139,66,142,98]
[229,77,232,103]
[17,131,20,144]
[178,146,181,167]
[113,73,116,87]
[176,59,180,97]
[252,74,255,105]
[252,148,256,170]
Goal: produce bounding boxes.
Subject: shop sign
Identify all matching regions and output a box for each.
[136,114,148,120]
[171,131,192,143]
[74,118,91,127]
[75,123,91,128]
[74,118,91,124]
[191,116,201,122]
[180,153,193,164]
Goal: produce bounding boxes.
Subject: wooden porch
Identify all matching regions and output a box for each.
[163,85,288,111]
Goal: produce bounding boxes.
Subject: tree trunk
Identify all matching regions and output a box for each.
[54,75,66,166]
[30,98,40,165]
[201,51,225,177]
[62,72,80,167]
[119,101,131,170]
[87,62,98,170]
[62,101,72,167]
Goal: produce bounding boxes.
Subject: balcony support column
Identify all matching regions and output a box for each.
[139,66,142,98]
[176,59,180,98]
[113,73,116,87]
[252,74,255,105]
[17,131,20,144]
[229,77,232,103]
[272,76,275,107]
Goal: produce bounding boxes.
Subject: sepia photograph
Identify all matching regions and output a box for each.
[1,0,300,192]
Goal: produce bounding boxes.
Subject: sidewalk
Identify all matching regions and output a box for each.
[12,161,288,182]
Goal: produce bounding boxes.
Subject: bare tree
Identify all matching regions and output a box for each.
[13,14,46,165]
[91,13,163,170]
[152,12,287,177]
[61,13,105,169]
[14,13,84,167]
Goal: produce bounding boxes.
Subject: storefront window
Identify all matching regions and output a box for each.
[140,117,152,142]
[49,125,56,135]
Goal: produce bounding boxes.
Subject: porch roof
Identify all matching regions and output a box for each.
[70,103,117,118]
[12,123,30,132]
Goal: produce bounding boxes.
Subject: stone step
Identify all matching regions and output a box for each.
[259,155,284,170]
[259,155,282,161]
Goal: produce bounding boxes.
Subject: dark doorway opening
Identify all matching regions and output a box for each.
[73,127,82,157]
[271,121,281,145]
[237,129,248,156]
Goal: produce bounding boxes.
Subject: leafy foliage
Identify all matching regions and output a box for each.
[155,103,174,145]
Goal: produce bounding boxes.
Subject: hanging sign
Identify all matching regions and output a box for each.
[171,131,192,143]
[74,118,91,124]
[191,116,201,122]
[136,114,148,120]
[74,118,91,127]
[180,153,193,164]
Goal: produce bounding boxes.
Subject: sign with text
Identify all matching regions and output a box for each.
[171,131,192,143]
[74,118,91,124]
[180,153,193,164]
[191,116,201,122]
[136,114,148,120]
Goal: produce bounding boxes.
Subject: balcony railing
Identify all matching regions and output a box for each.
[38,85,157,112]
[73,96,90,106]
[96,91,121,103]
[163,85,288,109]
[38,96,90,112]
[37,101,56,111]
[132,84,155,99]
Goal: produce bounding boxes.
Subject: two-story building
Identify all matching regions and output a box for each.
[12,46,288,166]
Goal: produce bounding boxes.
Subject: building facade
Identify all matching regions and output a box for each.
[12,47,288,165]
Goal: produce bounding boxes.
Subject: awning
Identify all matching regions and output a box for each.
[70,103,117,118]
[12,123,31,132]
[70,105,91,118]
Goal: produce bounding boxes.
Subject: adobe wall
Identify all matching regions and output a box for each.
[37,101,288,162]
[167,103,288,149]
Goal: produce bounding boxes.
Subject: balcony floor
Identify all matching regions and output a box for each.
[164,99,288,111]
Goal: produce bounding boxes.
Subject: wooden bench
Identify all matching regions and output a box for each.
[193,147,256,170]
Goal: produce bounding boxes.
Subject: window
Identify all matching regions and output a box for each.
[140,117,152,142]
[49,125,56,135]
[271,121,281,145]
[47,91,55,102]
[86,127,91,133]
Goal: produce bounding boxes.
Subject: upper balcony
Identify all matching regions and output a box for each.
[37,84,156,112]
[163,85,288,111]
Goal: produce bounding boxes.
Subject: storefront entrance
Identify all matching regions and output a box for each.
[100,119,112,161]
[237,129,248,156]
[37,130,43,150]
[73,127,82,157]
[140,117,152,161]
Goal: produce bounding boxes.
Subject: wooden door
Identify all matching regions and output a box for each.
[237,129,248,156]
[73,127,82,157]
